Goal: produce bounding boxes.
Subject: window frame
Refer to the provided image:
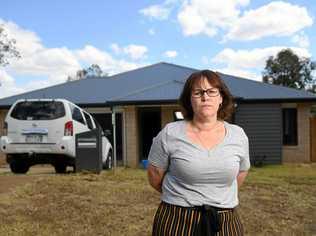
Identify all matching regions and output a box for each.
[10,101,66,120]
[83,112,94,130]
[282,108,298,146]
[69,104,86,125]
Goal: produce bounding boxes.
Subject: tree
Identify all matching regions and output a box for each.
[262,48,316,92]
[67,64,107,82]
[0,25,20,66]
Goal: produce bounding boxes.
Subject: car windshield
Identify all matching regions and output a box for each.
[10,101,66,120]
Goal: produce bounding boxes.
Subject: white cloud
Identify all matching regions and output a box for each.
[0,19,145,98]
[76,45,116,68]
[164,50,178,58]
[1,19,81,86]
[212,46,311,70]
[291,32,310,48]
[12,47,80,80]
[0,19,43,56]
[0,70,24,98]
[216,67,261,81]
[110,43,122,54]
[211,46,312,82]
[140,5,170,20]
[109,43,148,60]
[225,1,313,41]
[139,0,179,20]
[123,44,148,60]
[148,28,156,35]
[177,0,250,37]
[140,1,313,44]
[75,45,142,75]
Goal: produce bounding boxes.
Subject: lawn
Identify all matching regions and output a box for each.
[0,164,315,236]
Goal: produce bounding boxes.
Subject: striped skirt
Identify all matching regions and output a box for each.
[152,201,244,236]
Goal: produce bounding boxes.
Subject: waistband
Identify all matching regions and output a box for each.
[161,201,234,212]
[161,201,233,236]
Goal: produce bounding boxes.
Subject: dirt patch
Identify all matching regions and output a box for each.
[0,175,35,194]
[0,165,56,194]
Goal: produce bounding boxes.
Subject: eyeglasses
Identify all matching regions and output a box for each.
[192,89,220,98]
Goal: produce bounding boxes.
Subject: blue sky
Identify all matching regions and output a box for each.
[0,0,315,98]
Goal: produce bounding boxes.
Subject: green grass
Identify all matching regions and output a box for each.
[0,164,315,235]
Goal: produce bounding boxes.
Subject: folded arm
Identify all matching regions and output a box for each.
[147,164,166,193]
[237,171,248,188]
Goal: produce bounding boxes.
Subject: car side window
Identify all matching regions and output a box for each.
[83,112,94,130]
[71,106,85,125]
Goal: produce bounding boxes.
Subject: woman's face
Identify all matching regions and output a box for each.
[190,77,223,120]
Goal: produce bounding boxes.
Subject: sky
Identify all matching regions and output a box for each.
[0,0,315,99]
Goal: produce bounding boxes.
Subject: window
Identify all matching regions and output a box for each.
[10,101,65,120]
[70,105,85,125]
[83,112,94,130]
[283,108,297,145]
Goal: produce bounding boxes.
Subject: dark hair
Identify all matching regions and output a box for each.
[179,70,234,121]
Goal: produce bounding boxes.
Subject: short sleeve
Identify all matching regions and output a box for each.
[148,128,170,171]
[239,131,251,171]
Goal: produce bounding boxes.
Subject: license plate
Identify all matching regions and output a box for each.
[26,135,43,143]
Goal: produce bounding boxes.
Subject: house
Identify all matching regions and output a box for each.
[0,62,315,167]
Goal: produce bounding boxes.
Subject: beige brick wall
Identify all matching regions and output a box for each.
[161,105,181,128]
[0,109,8,165]
[283,103,314,163]
[124,106,139,168]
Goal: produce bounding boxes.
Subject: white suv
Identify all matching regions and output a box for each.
[0,99,112,174]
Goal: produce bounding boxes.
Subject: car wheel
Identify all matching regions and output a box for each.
[104,149,113,169]
[54,163,67,173]
[10,160,30,174]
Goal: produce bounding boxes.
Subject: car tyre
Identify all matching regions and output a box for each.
[10,160,30,174]
[104,149,113,170]
[54,163,67,174]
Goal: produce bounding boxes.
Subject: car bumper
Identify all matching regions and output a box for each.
[0,136,76,157]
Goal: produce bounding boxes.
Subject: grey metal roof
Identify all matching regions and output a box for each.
[0,62,195,108]
[219,72,316,101]
[107,80,185,105]
[0,62,315,108]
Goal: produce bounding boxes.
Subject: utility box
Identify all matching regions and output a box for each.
[75,129,102,173]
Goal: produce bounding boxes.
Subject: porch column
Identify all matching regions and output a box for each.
[124,106,139,168]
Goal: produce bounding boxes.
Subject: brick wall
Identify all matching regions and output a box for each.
[161,106,181,128]
[124,106,139,168]
[283,103,313,163]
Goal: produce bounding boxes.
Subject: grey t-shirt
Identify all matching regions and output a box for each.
[148,120,250,208]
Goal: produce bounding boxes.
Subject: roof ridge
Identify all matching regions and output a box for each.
[159,62,198,72]
[108,62,197,79]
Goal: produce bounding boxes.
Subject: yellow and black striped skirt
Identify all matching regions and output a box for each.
[152,201,244,236]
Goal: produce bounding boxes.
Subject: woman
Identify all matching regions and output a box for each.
[147,70,250,236]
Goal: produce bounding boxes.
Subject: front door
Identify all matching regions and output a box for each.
[138,108,161,161]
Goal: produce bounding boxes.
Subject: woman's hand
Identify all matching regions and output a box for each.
[147,164,166,193]
[237,171,248,188]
